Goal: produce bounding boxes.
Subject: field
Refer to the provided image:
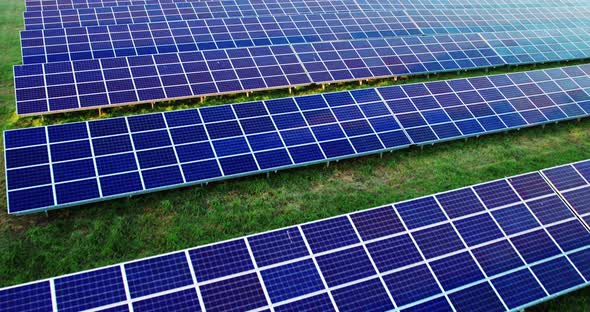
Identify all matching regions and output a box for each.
[1,0,589,310]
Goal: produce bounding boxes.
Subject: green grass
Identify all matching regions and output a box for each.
[0,0,589,309]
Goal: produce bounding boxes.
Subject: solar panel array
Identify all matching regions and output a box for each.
[481,29,590,65]
[22,8,590,65]
[15,34,505,115]
[2,160,590,311]
[409,8,590,35]
[16,1,590,116]
[22,1,367,30]
[20,10,421,64]
[6,64,590,214]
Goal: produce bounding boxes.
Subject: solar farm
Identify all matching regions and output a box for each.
[2,0,590,311]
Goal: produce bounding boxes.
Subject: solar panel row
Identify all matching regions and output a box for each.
[14,34,504,115]
[21,9,590,65]
[6,64,590,214]
[23,3,590,30]
[20,10,421,64]
[24,0,590,12]
[22,0,367,29]
[2,161,590,311]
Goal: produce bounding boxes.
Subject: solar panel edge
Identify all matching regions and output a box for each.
[2,163,590,311]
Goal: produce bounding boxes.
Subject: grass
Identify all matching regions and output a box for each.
[0,0,589,309]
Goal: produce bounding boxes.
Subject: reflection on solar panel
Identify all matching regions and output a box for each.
[6,64,590,214]
[2,162,590,311]
[481,29,590,65]
[14,34,504,115]
[20,11,421,64]
[542,161,590,229]
[410,8,590,35]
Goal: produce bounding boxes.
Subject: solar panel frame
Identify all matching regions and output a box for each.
[6,64,590,214]
[2,163,590,311]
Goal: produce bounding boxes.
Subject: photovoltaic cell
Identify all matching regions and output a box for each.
[2,160,590,311]
[7,64,590,214]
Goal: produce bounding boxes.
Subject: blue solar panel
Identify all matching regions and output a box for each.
[350,206,405,241]
[3,160,590,310]
[382,264,442,306]
[199,273,268,312]
[472,240,525,276]
[394,197,447,229]
[331,278,394,312]
[412,224,465,259]
[448,282,505,312]
[301,217,359,253]
[261,259,324,303]
[54,267,127,312]
[21,11,421,64]
[511,230,561,264]
[430,251,484,291]
[15,32,507,115]
[189,239,254,281]
[531,257,585,294]
[274,293,334,312]
[133,288,201,312]
[247,227,309,267]
[482,29,590,65]
[316,246,376,287]
[124,252,193,298]
[0,282,53,312]
[8,64,590,214]
[23,0,364,24]
[411,7,590,35]
[492,268,547,310]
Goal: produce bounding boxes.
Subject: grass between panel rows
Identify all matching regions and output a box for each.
[0,0,589,309]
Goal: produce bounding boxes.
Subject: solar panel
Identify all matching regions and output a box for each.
[6,64,590,214]
[481,29,590,65]
[542,160,590,230]
[15,34,505,115]
[2,162,590,311]
[295,34,503,84]
[20,11,421,64]
[409,8,590,35]
[22,1,364,29]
